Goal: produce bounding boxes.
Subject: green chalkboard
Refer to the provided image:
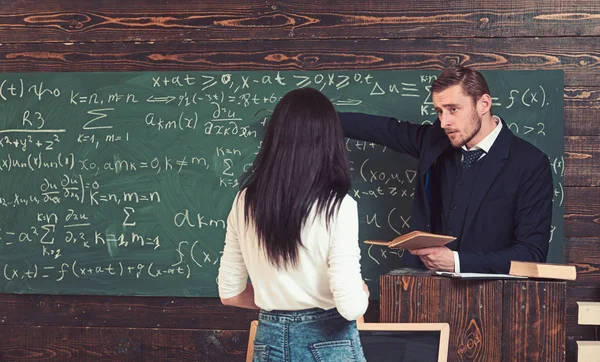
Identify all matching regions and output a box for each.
[0,70,563,297]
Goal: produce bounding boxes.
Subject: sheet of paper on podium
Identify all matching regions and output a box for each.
[434,271,527,279]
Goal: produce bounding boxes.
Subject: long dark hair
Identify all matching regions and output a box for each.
[240,87,351,269]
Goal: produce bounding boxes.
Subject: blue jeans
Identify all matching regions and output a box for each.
[253,308,366,362]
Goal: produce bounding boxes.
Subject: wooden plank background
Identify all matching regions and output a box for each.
[0,1,597,360]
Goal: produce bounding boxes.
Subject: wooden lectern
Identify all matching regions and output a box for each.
[379,269,566,361]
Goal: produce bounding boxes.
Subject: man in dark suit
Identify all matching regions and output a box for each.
[340,66,553,274]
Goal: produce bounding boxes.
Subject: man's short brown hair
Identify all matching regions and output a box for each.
[432,66,491,107]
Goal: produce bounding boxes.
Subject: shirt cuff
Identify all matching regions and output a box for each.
[453,251,460,273]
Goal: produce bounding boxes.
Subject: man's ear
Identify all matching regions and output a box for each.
[477,94,492,116]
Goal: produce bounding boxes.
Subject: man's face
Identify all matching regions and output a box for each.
[433,84,481,148]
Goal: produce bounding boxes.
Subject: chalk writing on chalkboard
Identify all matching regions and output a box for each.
[0,71,564,297]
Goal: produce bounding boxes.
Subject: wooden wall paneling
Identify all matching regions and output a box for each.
[0,295,258,329]
[0,325,249,361]
[0,0,598,43]
[565,237,600,285]
[0,38,596,86]
[565,188,600,236]
[566,137,600,187]
[564,87,600,136]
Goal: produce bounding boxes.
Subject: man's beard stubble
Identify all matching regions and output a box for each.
[448,112,482,149]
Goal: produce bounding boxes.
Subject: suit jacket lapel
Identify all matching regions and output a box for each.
[462,119,512,235]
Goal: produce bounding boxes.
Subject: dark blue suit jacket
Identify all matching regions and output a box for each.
[340,112,553,273]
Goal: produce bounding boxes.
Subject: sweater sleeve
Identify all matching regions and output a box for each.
[327,197,369,320]
[218,194,250,299]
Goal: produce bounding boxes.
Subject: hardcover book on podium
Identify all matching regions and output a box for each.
[509,261,577,280]
[365,231,456,250]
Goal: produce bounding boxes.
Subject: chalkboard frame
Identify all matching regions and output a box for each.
[245,320,450,362]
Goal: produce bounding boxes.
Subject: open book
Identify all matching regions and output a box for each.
[509,261,577,280]
[365,231,455,250]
